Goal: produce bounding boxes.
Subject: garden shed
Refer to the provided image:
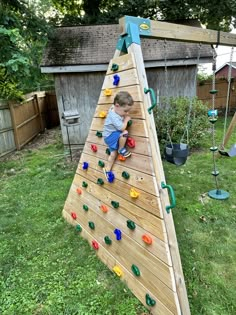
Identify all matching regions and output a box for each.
[40,22,213,148]
[215,62,236,79]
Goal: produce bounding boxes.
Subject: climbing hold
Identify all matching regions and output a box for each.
[82,181,88,188]
[75,224,82,232]
[113,265,123,277]
[127,220,136,230]
[105,148,111,155]
[99,111,107,118]
[88,221,95,230]
[92,240,99,250]
[98,160,105,167]
[104,88,112,96]
[210,146,218,152]
[208,109,218,123]
[113,74,120,86]
[142,234,153,245]
[83,204,89,211]
[104,236,112,245]
[111,63,119,71]
[91,144,97,152]
[107,171,115,183]
[145,293,156,307]
[76,188,82,195]
[114,229,122,240]
[130,188,140,199]
[97,178,104,186]
[118,154,126,161]
[71,212,77,220]
[122,171,130,179]
[131,264,141,277]
[127,120,132,127]
[82,162,89,170]
[111,201,119,208]
[100,204,108,213]
[96,131,103,137]
[209,89,218,94]
[127,137,135,148]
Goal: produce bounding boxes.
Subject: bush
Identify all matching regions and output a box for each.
[154,97,209,154]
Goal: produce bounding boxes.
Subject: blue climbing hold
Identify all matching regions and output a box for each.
[114,229,122,240]
[113,74,120,86]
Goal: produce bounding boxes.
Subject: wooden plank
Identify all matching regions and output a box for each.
[63,210,179,315]
[106,53,136,75]
[98,85,143,104]
[128,43,190,314]
[94,102,145,119]
[91,117,148,138]
[119,17,236,47]
[79,152,157,194]
[86,131,152,156]
[222,112,236,147]
[72,173,166,241]
[68,183,171,266]
[102,68,139,90]
[82,141,155,175]
[63,200,176,292]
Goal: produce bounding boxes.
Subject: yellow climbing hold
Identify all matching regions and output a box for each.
[99,111,107,118]
[130,188,140,199]
[113,265,123,277]
[104,88,112,96]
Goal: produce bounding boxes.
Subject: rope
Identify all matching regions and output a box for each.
[222,47,234,148]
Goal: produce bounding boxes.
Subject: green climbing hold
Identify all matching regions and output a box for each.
[82,181,88,188]
[83,204,89,211]
[131,264,141,276]
[104,236,112,245]
[97,178,104,185]
[145,293,156,307]
[210,146,218,152]
[111,63,119,71]
[209,89,218,94]
[98,160,105,167]
[96,131,103,137]
[88,221,95,230]
[111,201,119,208]
[76,224,82,232]
[212,170,219,176]
[122,171,130,179]
[209,117,218,124]
[127,120,132,127]
[106,148,111,155]
[127,220,136,230]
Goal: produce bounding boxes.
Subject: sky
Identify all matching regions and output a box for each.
[200,29,236,75]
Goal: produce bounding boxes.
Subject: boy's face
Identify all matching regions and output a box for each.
[114,103,131,117]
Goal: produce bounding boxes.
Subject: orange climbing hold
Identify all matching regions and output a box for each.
[100,204,108,213]
[76,188,82,195]
[130,188,140,199]
[118,154,126,161]
[99,111,107,118]
[104,88,112,96]
[142,234,153,245]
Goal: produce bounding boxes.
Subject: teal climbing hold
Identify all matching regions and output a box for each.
[111,201,119,208]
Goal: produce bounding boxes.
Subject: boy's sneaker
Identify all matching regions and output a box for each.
[118,147,132,158]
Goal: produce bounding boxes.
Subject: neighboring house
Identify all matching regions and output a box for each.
[40,23,213,148]
[215,62,236,79]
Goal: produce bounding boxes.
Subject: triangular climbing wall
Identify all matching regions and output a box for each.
[63,46,190,315]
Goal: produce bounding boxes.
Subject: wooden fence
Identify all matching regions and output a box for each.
[197,78,236,113]
[0,91,59,158]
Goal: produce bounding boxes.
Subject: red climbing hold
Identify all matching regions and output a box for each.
[91,144,98,152]
[71,212,77,220]
[92,240,99,250]
[127,137,135,148]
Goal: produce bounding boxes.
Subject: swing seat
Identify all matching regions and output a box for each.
[219,144,236,157]
[165,143,189,166]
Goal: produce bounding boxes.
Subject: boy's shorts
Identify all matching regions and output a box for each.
[104,131,122,151]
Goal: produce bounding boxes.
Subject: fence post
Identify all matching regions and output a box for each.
[9,102,20,150]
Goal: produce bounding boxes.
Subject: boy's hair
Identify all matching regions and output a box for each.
[114,91,134,107]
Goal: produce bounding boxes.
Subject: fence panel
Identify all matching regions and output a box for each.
[0,101,16,157]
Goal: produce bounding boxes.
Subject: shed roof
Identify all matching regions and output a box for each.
[215,62,236,74]
[41,23,213,72]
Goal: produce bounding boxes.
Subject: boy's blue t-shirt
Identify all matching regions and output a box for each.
[103,107,124,138]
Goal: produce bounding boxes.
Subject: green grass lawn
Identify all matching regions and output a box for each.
[0,118,235,315]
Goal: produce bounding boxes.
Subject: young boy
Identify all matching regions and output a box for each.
[102,91,134,179]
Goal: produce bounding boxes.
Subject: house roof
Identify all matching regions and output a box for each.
[41,23,213,72]
[215,62,236,74]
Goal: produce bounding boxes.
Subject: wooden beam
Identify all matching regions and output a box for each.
[119,16,236,47]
